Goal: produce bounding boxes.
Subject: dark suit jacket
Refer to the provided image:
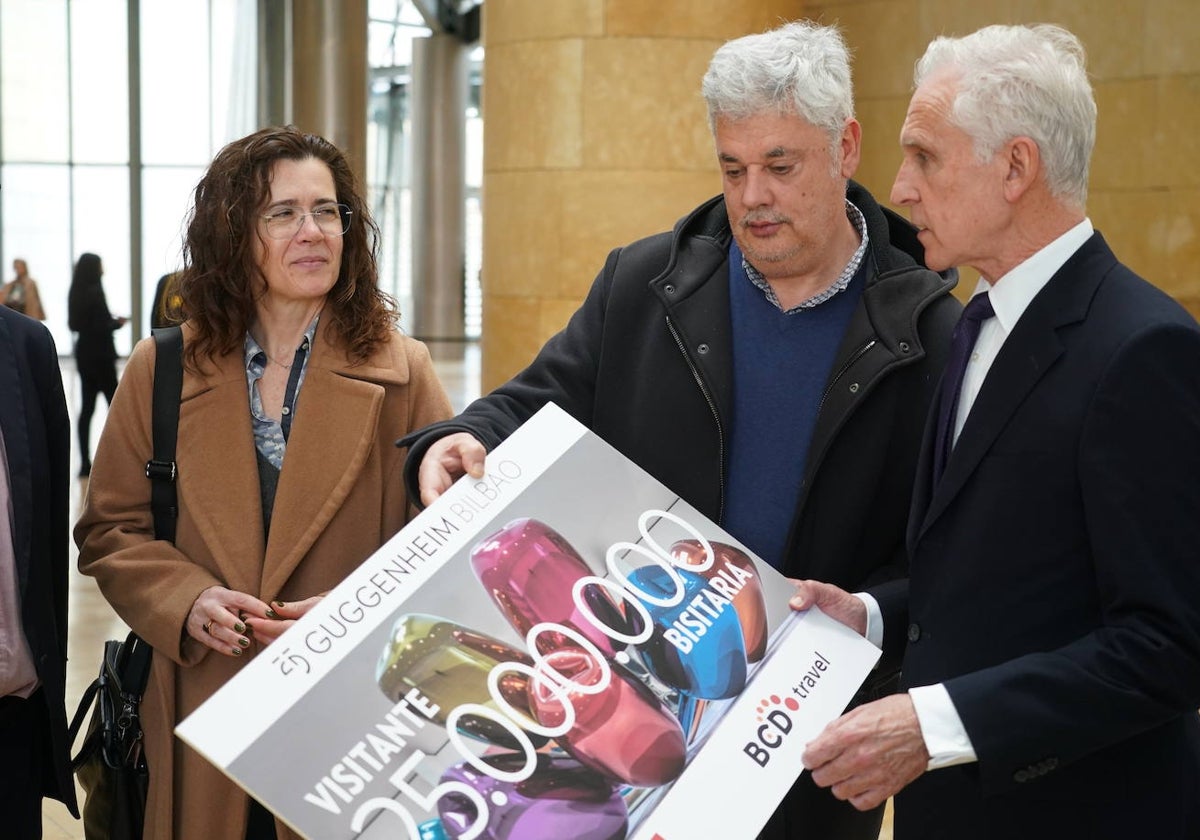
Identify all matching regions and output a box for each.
[0,307,78,815]
[876,233,1200,839]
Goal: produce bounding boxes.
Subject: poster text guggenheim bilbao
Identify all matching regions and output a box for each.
[176,403,881,840]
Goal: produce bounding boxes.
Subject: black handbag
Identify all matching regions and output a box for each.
[68,325,184,839]
[68,633,153,839]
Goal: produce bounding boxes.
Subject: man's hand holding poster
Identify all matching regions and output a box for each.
[177,403,881,839]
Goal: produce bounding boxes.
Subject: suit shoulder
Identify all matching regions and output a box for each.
[0,305,59,356]
[1095,262,1199,332]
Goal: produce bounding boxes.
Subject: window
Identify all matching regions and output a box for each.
[0,0,481,351]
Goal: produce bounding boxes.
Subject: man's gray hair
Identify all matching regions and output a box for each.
[915,24,1096,208]
[702,20,854,149]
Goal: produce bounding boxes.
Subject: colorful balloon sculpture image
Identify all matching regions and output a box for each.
[438,754,628,840]
[375,516,769,840]
[377,614,549,751]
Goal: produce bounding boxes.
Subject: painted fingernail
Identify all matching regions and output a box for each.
[273,600,286,607]
[234,622,246,634]
[265,609,279,619]
[238,637,250,648]
[243,624,254,636]
[232,647,243,657]
[238,611,248,622]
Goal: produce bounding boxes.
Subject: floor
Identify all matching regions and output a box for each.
[40,339,895,839]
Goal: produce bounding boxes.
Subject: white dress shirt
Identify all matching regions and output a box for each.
[864,218,1095,769]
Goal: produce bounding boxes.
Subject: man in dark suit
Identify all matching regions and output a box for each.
[0,306,79,836]
[792,23,1200,838]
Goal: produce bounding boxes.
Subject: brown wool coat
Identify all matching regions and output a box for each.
[75,320,453,839]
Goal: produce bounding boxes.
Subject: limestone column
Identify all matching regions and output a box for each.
[410,33,469,340]
[480,0,803,390]
[256,0,289,128]
[291,0,368,184]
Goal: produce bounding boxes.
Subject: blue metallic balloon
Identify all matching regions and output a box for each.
[625,565,748,699]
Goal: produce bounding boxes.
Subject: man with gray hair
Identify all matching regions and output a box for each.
[401,20,960,838]
[795,23,1200,837]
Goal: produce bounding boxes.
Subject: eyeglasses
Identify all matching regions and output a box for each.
[260,203,352,239]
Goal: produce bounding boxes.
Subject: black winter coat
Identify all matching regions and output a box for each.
[402,181,960,602]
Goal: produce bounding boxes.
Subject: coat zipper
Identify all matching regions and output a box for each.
[782,337,880,564]
[666,316,726,523]
[814,339,876,421]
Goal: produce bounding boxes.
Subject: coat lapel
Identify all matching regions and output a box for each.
[914,233,1113,541]
[176,349,266,597]
[260,324,410,598]
[907,388,940,550]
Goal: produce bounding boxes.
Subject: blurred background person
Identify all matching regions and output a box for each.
[2,259,46,321]
[67,253,127,478]
[74,125,453,840]
[0,304,78,838]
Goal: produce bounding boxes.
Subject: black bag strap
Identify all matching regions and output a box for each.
[146,326,183,542]
[69,331,179,769]
[67,672,102,747]
[106,326,183,713]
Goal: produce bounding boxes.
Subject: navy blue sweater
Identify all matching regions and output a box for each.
[723,242,865,568]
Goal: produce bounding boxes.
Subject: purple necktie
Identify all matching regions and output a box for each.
[934,292,995,480]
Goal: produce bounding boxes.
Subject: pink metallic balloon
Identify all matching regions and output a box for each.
[375,613,547,750]
[670,539,768,663]
[528,646,686,787]
[471,518,628,658]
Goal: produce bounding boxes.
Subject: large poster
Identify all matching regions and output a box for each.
[177,403,881,839]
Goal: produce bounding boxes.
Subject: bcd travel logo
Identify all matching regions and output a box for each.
[743,650,831,767]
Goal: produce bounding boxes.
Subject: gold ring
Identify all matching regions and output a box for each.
[203,621,212,634]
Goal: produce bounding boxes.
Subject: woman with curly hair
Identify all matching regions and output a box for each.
[75,126,453,840]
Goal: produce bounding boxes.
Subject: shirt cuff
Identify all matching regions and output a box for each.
[909,683,978,770]
[853,591,884,649]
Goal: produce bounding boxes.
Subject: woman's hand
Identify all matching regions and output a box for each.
[187,585,272,657]
[244,595,324,646]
